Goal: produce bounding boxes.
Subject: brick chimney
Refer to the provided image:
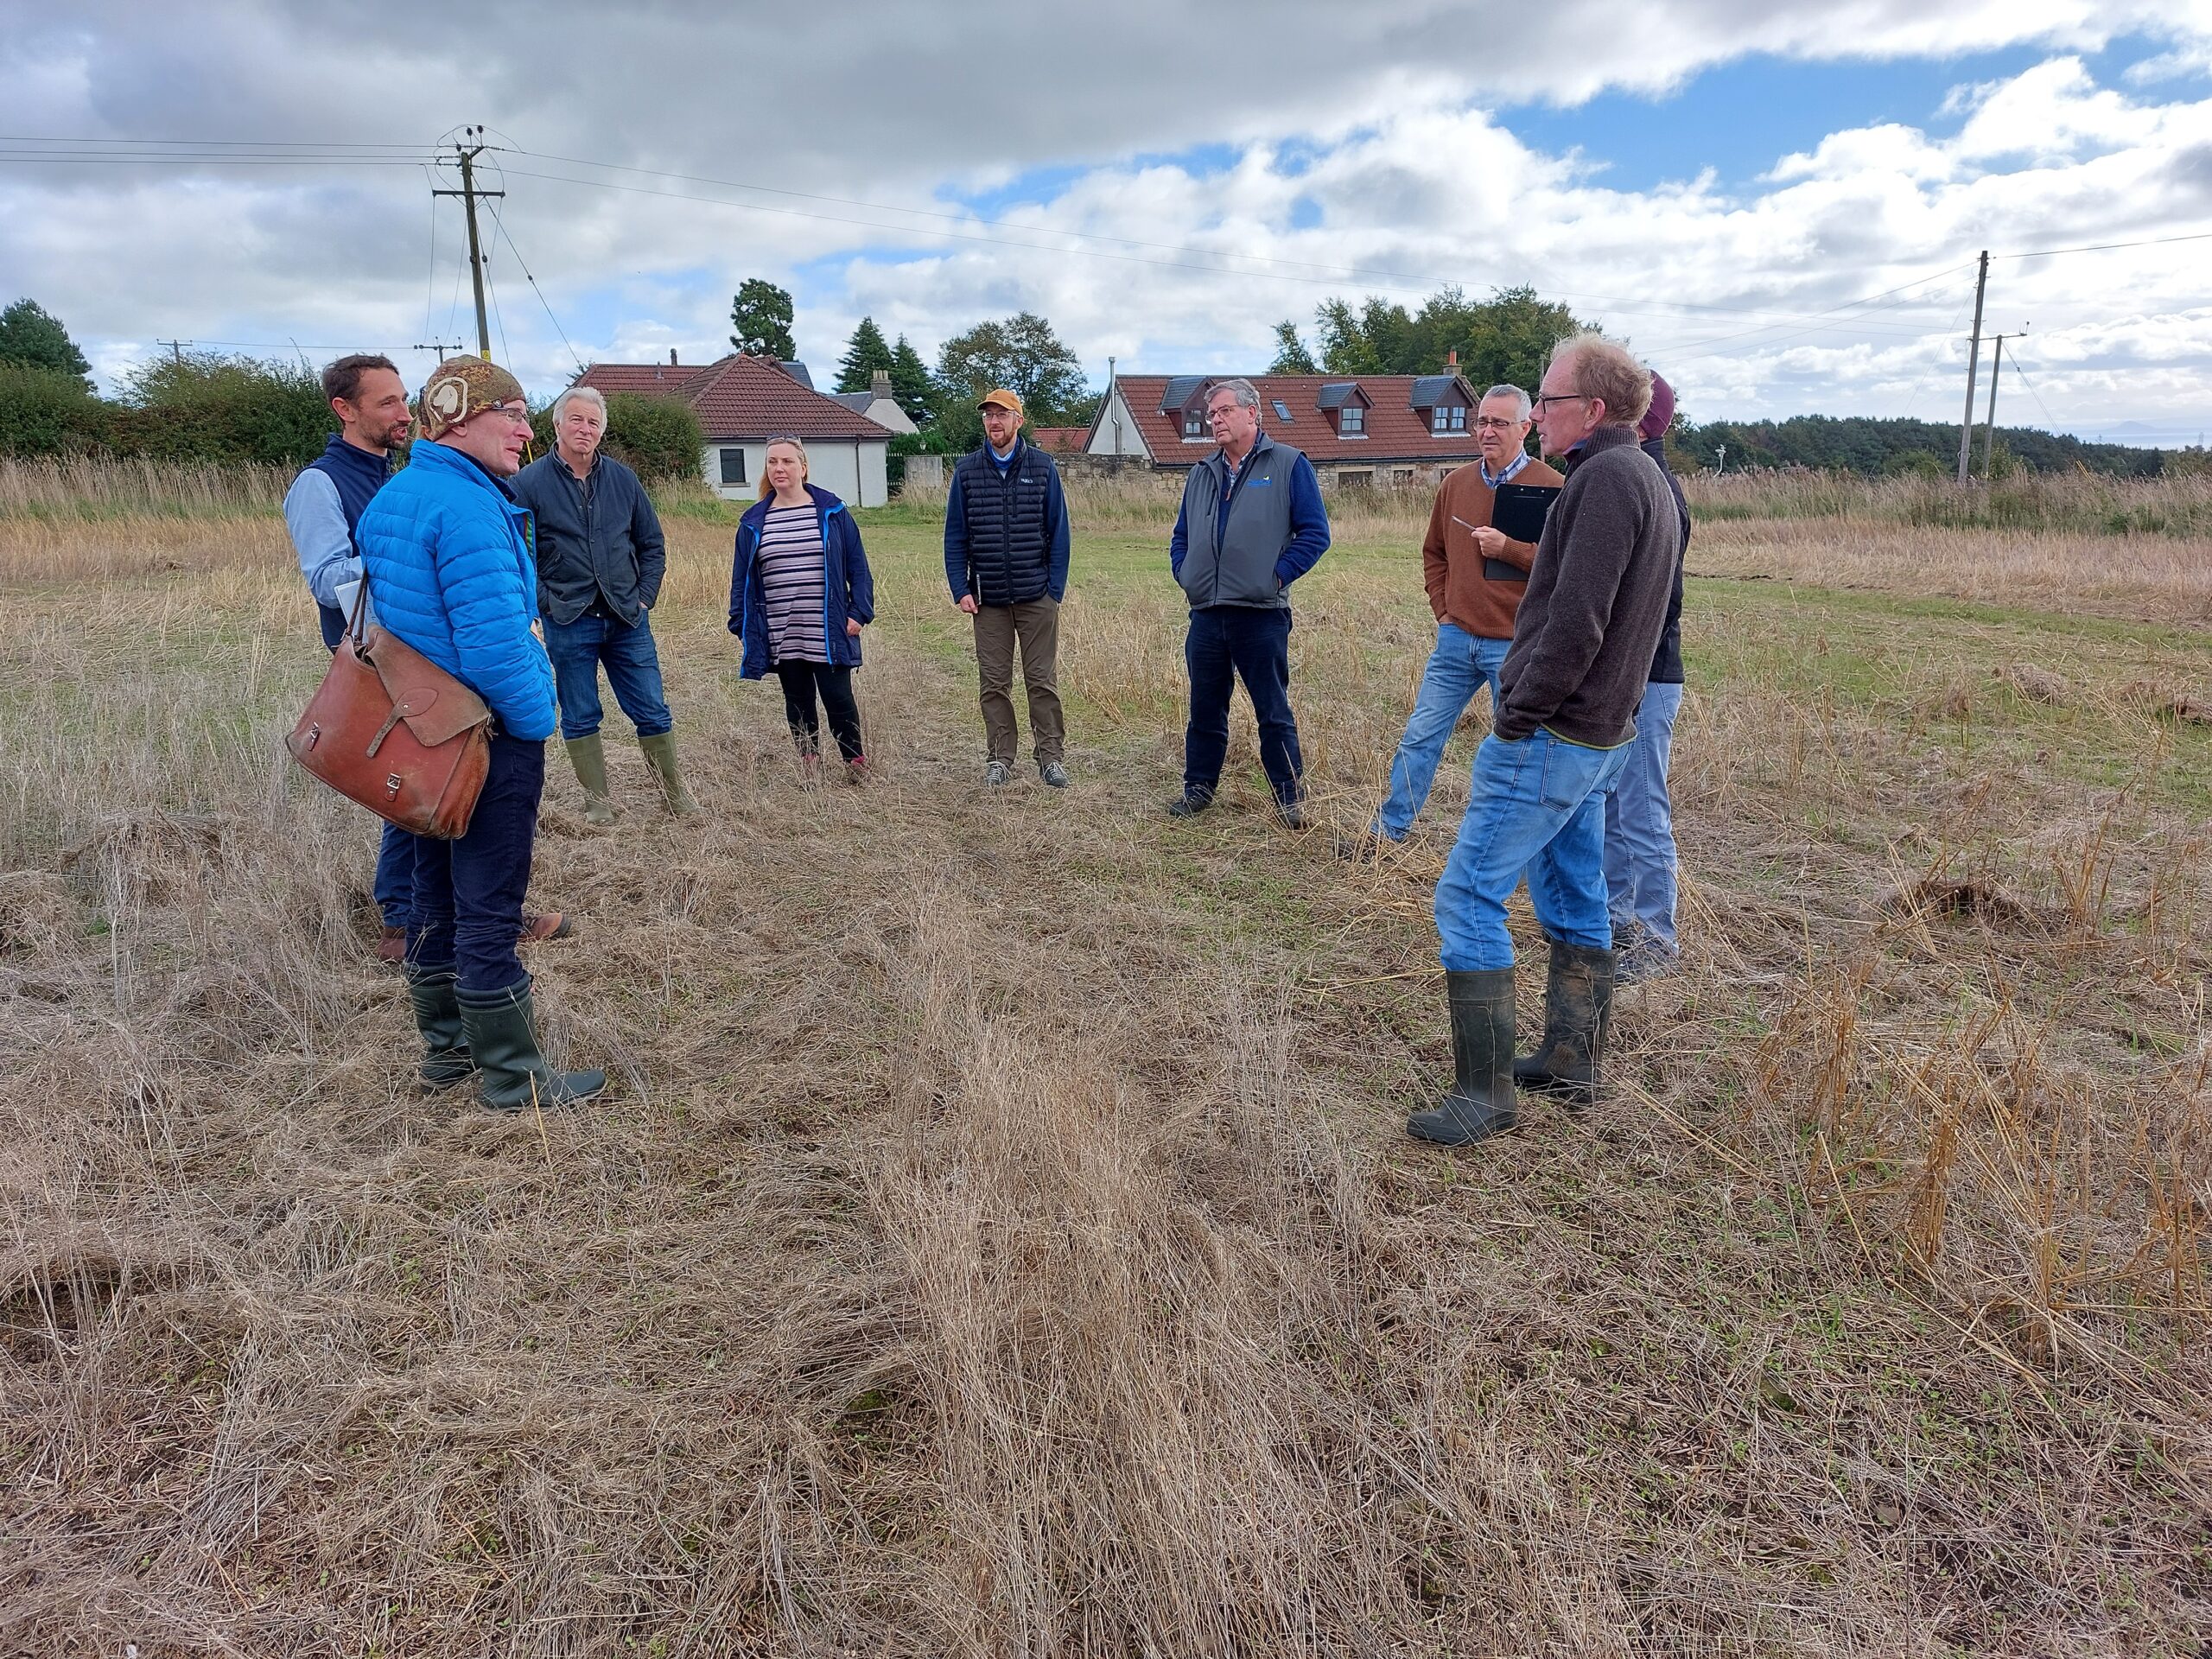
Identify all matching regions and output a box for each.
[870,369,892,400]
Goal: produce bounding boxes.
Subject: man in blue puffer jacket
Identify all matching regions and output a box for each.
[356,357,605,1111]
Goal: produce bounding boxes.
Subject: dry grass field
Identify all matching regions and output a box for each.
[3,461,2209,1656]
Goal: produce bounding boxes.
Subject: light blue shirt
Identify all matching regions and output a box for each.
[1479,450,1533,491]
[283,468,358,611]
[283,469,378,625]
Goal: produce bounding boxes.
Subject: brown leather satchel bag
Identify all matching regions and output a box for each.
[286,585,493,839]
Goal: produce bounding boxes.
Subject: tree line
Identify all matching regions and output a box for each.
[5,287,2196,480]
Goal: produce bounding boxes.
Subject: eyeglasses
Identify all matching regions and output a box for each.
[1532,391,1588,410]
[482,404,532,425]
[1471,416,1521,430]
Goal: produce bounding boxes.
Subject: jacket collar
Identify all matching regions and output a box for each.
[319,430,391,478]
[741,480,844,526]
[1212,429,1274,477]
[415,435,518,500]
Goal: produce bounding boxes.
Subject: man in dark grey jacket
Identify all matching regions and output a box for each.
[510,385,699,823]
[1166,378,1331,828]
[1410,334,1681,1148]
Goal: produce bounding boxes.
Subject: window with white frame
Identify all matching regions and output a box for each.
[1338,405,1365,435]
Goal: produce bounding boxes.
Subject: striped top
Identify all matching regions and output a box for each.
[758,503,829,663]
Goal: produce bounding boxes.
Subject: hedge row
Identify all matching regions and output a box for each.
[0,357,704,480]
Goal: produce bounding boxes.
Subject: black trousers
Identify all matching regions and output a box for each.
[775,662,864,762]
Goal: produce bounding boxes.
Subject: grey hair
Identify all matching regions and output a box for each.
[1481,384,1531,422]
[551,385,607,423]
[1207,377,1262,414]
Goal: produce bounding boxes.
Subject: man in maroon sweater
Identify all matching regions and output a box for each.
[1410,333,1681,1148]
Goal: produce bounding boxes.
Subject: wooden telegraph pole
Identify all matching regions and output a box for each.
[1980,327,2026,478]
[432,128,503,359]
[1955,249,1989,485]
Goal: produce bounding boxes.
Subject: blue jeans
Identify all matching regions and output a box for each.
[544,612,672,740]
[1375,622,1510,839]
[405,734,545,996]
[373,821,417,929]
[1185,607,1302,803]
[1434,728,1633,972]
[1605,680,1684,958]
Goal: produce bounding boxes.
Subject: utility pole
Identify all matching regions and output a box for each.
[1980,326,2026,479]
[411,340,464,364]
[1955,248,1989,485]
[431,127,503,359]
[159,339,185,365]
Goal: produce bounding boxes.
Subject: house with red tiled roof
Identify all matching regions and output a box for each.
[1085,366,1494,486]
[1027,426,1089,454]
[570,352,895,506]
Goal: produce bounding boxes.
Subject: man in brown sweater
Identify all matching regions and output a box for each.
[1355,385,1562,849]
[1410,333,1681,1149]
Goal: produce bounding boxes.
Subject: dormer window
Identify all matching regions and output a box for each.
[1338,405,1365,435]
[1432,404,1466,435]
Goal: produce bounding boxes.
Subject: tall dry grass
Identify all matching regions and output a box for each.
[3,506,2209,1654]
[0,456,293,522]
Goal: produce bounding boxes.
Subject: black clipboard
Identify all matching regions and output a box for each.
[1484,480,1560,579]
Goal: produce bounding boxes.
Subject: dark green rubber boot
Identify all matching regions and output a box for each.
[1407,967,1519,1147]
[1511,938,1616,1108]
[403,965,475,1093]
[455,977,607,1112]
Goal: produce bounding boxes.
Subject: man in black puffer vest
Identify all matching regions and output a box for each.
[944,388,1072,787]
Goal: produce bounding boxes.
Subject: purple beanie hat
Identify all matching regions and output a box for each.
[1640,372,1676,442]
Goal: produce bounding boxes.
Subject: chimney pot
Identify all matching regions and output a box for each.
[671,348,679,366]
[1445,348,1458,370]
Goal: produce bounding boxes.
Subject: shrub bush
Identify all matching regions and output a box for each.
[0,364,111,457]
[118,353,332,467]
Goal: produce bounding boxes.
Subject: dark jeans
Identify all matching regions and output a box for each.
[404,734,545,995]
[1183,606,1301,804]
[775,662,864,762]
[373,820,418,928]
[544,611,673,740]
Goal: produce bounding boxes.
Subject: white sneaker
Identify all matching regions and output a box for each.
[984,760,1014,786]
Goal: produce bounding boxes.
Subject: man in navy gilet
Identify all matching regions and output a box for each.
[944,387,1073,788]
[284,354,566,965]
[1166,378,1331,829]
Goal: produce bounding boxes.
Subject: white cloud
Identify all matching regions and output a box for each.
[0,3,2208,435]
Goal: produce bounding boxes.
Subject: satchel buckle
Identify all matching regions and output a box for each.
[384,773,403,803]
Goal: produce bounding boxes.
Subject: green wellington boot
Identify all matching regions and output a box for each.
[638,732,704,818]
[402,965,476,1092]
[1511,938,1617,1109]
[1406,967,1519,1147]
[563,733,622,827]
[454,977,607,1112]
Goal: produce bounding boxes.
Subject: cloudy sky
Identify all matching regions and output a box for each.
[5,0,2211,443]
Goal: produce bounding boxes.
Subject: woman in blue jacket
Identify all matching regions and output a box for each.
[728,437,876,782]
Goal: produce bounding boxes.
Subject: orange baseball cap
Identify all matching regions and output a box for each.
[976,387,1024,416]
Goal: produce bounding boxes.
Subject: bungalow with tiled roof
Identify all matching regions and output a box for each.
[570,352,895,506]
[1085,364,1492,486]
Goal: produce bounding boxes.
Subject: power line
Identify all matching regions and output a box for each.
[1997,228,2212,259]
[487,204,587,375]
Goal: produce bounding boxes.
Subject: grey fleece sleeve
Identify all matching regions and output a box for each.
[1493,479,1637,741]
